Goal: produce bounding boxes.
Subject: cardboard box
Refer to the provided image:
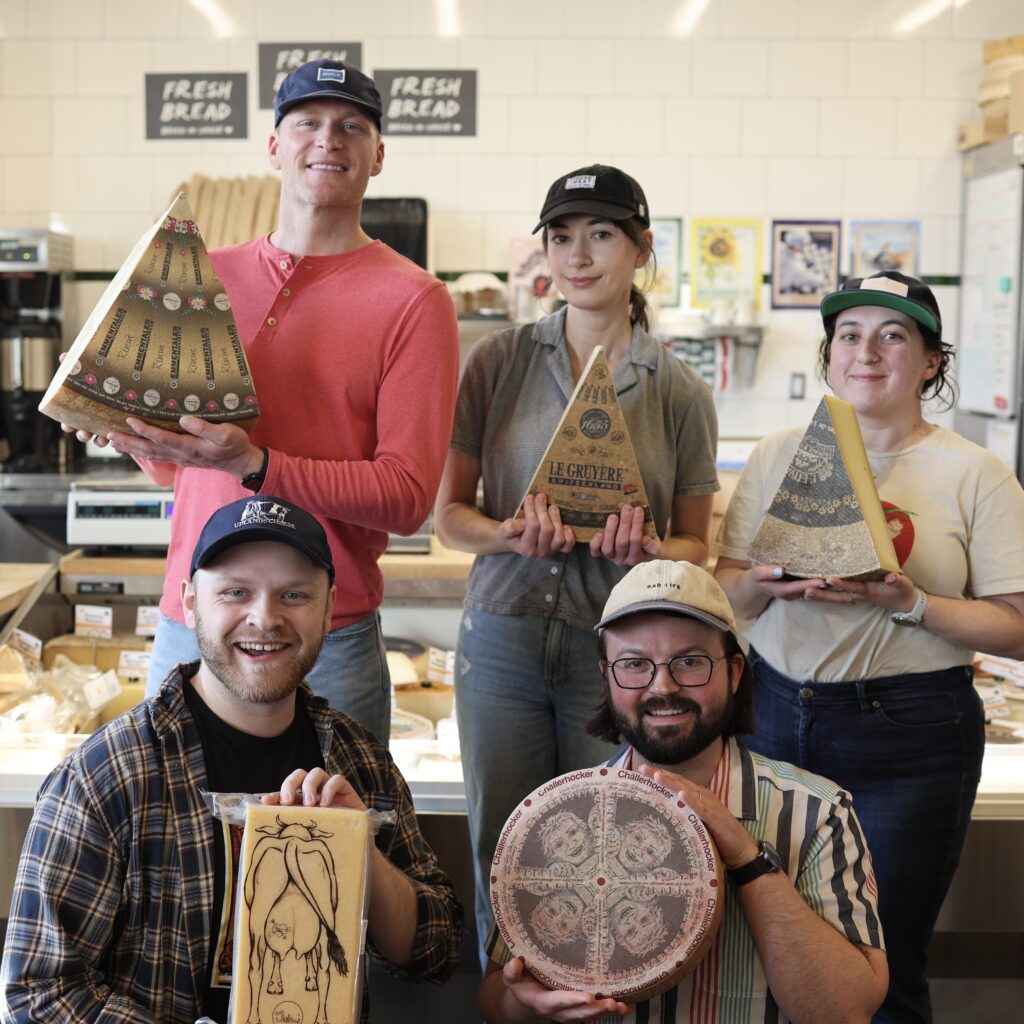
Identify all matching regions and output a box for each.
[43,632,151,674]
[984,35,1024,64]
[1010,70,1024,136]
[957,113,1009,152]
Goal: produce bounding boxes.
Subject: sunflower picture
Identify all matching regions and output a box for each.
[690,217,763,310]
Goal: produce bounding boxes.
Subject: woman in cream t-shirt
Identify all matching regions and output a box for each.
[715,272,1024,1024]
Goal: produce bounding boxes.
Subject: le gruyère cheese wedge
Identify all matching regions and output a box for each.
[515,346,656,542]
[231,804,371,1024]
[748,395,900,581]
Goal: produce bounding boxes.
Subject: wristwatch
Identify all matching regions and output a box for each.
[729,840,783,886]
[240,447,269,492]
[890,587,927,628]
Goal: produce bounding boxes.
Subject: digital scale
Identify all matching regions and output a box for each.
[66,479,174,549]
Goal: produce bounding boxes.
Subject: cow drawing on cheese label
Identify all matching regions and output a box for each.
[233,805,370,1024]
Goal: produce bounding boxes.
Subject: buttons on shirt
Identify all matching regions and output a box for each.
[550,567,558,575]
[545,594,553,603]
[799,687,813,703]
[267,316,277,326]
[279,259,289,270]
[282,288,291,297]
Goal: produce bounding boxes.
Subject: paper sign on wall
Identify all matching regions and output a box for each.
[145,73,248,139]
[258,42,364,107]
[376,69,477,135]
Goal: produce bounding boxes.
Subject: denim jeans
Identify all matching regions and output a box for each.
[454,608,620,968]
[145,611,391,742]
[745,648,984,1024]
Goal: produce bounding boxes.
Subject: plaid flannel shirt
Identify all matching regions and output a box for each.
[0,663,463,1023]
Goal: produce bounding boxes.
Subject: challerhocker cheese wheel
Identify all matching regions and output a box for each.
[490,767,724,1002]
[39,193,259,438]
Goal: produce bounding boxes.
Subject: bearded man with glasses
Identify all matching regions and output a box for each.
[480,560,890,1024]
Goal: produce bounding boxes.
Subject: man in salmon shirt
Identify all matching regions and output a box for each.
[66,59,459,743]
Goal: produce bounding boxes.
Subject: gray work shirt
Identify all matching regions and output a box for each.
[451,307,719,631]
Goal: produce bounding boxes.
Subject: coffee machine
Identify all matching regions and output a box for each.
[0,229,73,472]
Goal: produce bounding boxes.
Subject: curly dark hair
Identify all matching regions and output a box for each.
[818,308,957,409]
[586,628,755,744]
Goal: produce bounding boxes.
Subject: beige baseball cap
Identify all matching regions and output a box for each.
[595,560,737,637]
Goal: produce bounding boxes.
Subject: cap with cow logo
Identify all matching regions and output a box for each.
[274,57,383,128]
[595,559,737,637]
[190,496,335,580]
[533,163,650,234]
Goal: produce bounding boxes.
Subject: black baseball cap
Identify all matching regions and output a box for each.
[274,58,383,128]
[533,164,650,234]
[820,271,941,335]
[190,496,335,581]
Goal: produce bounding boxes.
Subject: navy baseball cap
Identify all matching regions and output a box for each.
[820,271,941,335]
[190,496,335,580]
[533,164,650,234]
[274,58,383,128]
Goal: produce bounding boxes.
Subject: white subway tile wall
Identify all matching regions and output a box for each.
[0,0,1018,437]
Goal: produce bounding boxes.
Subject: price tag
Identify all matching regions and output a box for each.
[75,604,113,639]
[118,649,152,680]
[83,669,122,710]
[135,606,161,637]
[11,628,43,664]
[427,646,455,686]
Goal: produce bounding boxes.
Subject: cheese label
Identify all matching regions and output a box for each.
[135,605,161,637]
[515,346,656,542]
[231,804,371,1024]
[75,604,113,639]
[748,395,899,580]
[39,192,259,438]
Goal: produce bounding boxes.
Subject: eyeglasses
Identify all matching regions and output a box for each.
[605,655,726,690]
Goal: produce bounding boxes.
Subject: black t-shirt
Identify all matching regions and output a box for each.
[183,678,325,1023]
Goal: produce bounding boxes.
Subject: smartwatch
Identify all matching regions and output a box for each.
[890,587,927,628]
[240,447,269,492]
[729,840,783,886]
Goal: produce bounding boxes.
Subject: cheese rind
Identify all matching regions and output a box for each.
[515,346,656,541]
[230,804,371,1024]
[748,395,899,580]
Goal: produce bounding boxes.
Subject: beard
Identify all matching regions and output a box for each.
[193,607,323,705]
[609,687,734,767]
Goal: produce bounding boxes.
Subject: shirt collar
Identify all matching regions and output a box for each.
[533,306,661,373]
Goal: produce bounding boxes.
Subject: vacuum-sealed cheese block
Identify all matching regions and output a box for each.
[748,395,900,580]
[231,804,371,1024]
[490,767,723,1002]
[515,346,656,542]
[39,193,259,438]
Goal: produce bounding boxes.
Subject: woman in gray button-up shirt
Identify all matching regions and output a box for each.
[434,164,719,962]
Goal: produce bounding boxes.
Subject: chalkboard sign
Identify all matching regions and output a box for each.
[145,73,247,139]
[258,42,364,109]
[376,69,477,136]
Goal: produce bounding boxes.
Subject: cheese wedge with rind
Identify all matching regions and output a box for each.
[515,346,656,542]
[748,395,899,581]
[230,804,370,1024]
[38,193,259,438]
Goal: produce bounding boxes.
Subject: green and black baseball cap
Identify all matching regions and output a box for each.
[820,271,941,335]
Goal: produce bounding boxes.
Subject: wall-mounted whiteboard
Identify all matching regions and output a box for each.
[958,165,1024,416]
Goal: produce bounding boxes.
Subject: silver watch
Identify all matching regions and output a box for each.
[890,587,927,627]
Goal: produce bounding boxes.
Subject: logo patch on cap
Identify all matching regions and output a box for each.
[317,68,346,83]
[565,174,597,190]
[862,277,909,297]
[237,500,296,530]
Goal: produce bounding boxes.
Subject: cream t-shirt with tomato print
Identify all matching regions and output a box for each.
[714,425,1024,681]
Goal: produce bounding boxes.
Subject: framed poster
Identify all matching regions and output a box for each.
[690,218,762,310]
[645,218,682,308]
[770,220,840,309]
[849,220,920,278]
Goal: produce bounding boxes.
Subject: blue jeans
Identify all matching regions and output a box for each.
[745,649,984,1024]
[454,608,619,969]
[145,611,391,742]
